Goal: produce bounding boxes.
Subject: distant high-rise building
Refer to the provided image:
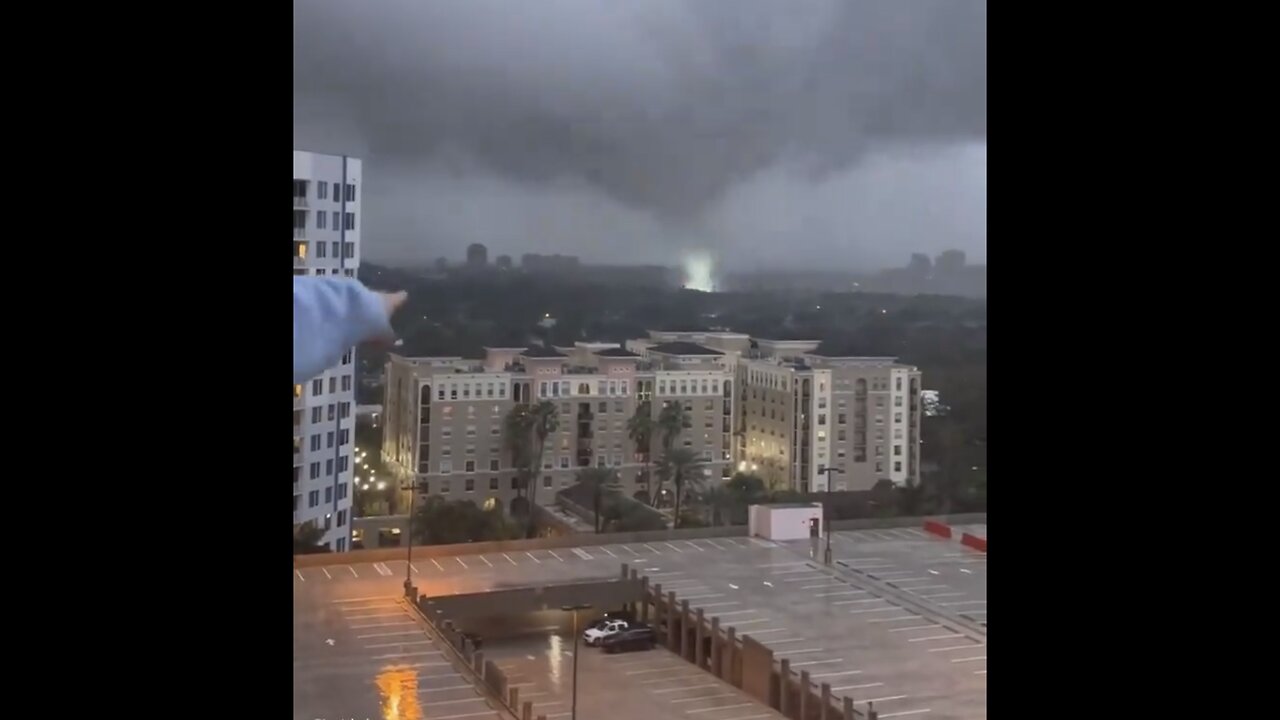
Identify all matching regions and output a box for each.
[495,254,513,271]
[292,150,360,552]
[908,253,933,278]
[935,249,966,274]
[467,243,488,268]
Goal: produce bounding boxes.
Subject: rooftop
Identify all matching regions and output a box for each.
[595,347,642,358]
[648,341,724,356]
[520,345,568,359]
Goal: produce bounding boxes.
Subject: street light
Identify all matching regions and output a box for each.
[817,466,844,565]
[561,603,592,720]
[402,480,425,593]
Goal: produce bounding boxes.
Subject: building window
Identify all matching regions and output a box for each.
[344,213,356,231]
[893,445,902,456]
[326,432,334,449]
[292,494,301,512]
[490,459,500,472]
[489,477,499,490]
[440,460,452,474]
[896,377,903,391]
[543,476,553,488]
[817,414,827,425]
[894,396,903,407]
[310,407,321,423]
[337,509,346,527]
[325,459,334,476]
[324,486,333,504]
[893,412,902,423]
[317,181,328,200]
[598,401,608,414]
[465,460,476,473]
[441,479,451,494]
[331,212,339,231]
[511,477,520,490]
[345,183,356,202]
[560,456,570,469]
[339,429,349,446]
[875,461,884,473]
[339,456,348,473]
[340,402,351,418]
[308,490,319,507]
[316,211,327,230]
[337,482,348,500]
[465,478,475,492]
[341,375,352,392]
[309,434,321,452]
[309,462,320,479]
[311,379,323,397]
[894,461,902,472]
[837,413,847,424]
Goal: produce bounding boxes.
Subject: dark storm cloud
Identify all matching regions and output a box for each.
[294,0,986,270]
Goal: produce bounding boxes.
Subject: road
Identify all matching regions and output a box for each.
[294,528,986,719]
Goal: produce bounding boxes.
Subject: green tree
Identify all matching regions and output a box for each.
[574,466,623,532]
[652,402,688,506]
[524,400,560,538]
[658,447,702,528]
[723,472,768,524]
[503,405,535,505]
[293,522,329,554]
[412,495,519,545]
[627,401,654,497]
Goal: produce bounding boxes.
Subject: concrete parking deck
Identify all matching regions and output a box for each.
[295,528,986,719]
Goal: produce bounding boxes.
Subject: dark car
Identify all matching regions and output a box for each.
[601,625,657,654]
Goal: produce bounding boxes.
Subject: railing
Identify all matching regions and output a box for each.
[292,227,307,239]
[292,195,308,208]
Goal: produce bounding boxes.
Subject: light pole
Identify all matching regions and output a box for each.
[402,480,424,593]
[817,466,844,565]
[561,603,592,720]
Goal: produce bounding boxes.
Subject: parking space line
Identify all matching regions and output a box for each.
[811,670,862,678]
[772,567,818,575]
[705,539,727,550]
[698,602,742,609]
[501,553,517,565]
[572,548,593,560]
[835,598,884,605]
[781,575,827,582]
[418,697,490,707]
[644,543,661,553]
[526,552,542,564]
[712,609,760,617]
[682,593,724,600]
[428,712,501,720]
[893,584,947,591]
[939,600,986,606]
[621,545,640,555]
[917,592,965,599]
[927,644,984,652]
[409,563,419,574]
[764,638,808,644]
[345,611,404,619]
[417,684,481,693]
[950,656,986,663]
[331,596,396,603]
[815,590,866,597]
[974,670,987,675]
[759,561,807,568]
[800,582,845,589]
[684,541,704,551]
[548,550,565,562]
[456,557,468,568]
[339,602,397,611]
[601,546,618,557]
[478,555,493,567]
[655,684,722,694]
[874,571,920,577]
[357,630,427,639]
[373,562,393,576]
[841,563,895,569]
[363,640,435,649]
[686,703,754,714]
[370,651,441,659]
[848,607,900,614]
[431,559,445,571]
[322,568,332,580]
[743,628,788,634]
[867,616,921,624]
[889,529,920,540]
[833,682,884,691]
[350,620,416,629]
[888,625,941,632]
[295,570,305,581]
[346,566,359,577]
[664,542,685,553]
[864,695,910,704]
[907,634,966,642]
[672,693,739,704]
[774,648,825,656]
[877,711,933,719]
[790,659,844,667]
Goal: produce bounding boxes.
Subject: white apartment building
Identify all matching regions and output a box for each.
[292,150,362,551]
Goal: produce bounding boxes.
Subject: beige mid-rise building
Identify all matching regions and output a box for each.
[382,340,734,514]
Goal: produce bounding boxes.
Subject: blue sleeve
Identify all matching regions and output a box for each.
[293,277,392,384]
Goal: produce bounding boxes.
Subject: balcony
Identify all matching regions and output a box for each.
[293,195,308,208]
[293,394,305,410]
[293,227,307,239]
[293,256,307,267]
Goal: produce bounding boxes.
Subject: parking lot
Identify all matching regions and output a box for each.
[294,528,986,719]
[481,632,782,720]
[293,591,505,720]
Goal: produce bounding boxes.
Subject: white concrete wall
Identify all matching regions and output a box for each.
[751,504,823,541]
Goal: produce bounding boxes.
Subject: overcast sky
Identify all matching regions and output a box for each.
[294,0,986,272]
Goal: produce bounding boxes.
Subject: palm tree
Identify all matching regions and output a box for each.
[695,484,734,526]
[627,401,654,496]
[575,466,622,532]
[503,405,535,504]
[652,402,687,507]
[524,400,559,538]
[658,447,701,528]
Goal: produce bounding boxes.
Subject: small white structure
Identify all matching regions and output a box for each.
[748,502,825,542]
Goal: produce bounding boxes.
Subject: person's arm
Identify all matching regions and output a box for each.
[293,276,397,384]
